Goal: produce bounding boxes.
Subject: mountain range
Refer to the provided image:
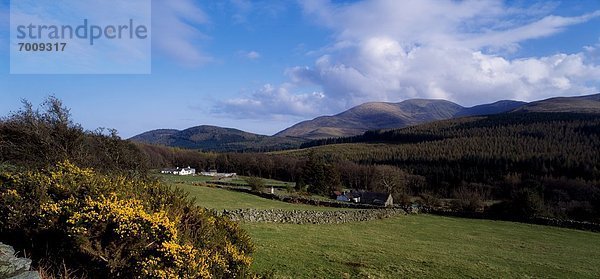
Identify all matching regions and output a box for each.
[130,93,600,151]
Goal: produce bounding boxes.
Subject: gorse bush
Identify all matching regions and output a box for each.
[0,161,254,278]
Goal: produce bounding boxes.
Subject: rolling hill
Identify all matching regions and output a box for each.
[130,125,304,152]
[454,100,527,117]
[512,93,600,113]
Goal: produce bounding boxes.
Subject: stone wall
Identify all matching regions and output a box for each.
[212,184,388,209]
[219,208,406,224]
[430,209,600,232]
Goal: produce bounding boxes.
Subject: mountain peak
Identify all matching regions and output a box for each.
[276,99,463,139]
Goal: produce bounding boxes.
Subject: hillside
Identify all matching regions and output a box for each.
[275,99,464,139]
[454,100,527,117]
[275,99,534,139]
[512,93,600,113]
[130,125,304,152]
[127,129,179,145]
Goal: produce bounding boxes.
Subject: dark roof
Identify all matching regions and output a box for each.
[345,192,359,199]
[359,192,391,205]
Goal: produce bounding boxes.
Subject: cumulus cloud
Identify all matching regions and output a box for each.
[218,0,600,117]
[288,39,600,105]
[152,0,211,66]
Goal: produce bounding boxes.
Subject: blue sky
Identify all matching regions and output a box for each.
[1,0,600,138]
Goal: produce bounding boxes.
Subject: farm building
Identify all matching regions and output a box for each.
[333,190,393,207]
[161,166,196,176]
[360,192,393,207]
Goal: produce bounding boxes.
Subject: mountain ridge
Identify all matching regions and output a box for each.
[129,93,600,151]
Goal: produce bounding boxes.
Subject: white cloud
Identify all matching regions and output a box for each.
[218,0,600,118]
[239,50,261,60]
[152,0,211,66]
[289,42,600,105]
[584,38,600,64]
[465,11,600,50]
[214,84,326,119]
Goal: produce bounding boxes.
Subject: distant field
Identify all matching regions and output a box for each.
[161,173,341,211]
[157,173,216,184]
[244,215,600,278]
[157,173,295,187]
[173,181,345,211]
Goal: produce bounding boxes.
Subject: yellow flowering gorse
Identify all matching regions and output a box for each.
[1,160,254,278]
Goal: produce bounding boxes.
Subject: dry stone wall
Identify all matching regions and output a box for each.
[219,208,406,224]
[212,184,387,209]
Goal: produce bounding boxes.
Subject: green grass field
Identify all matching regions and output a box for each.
[244,215,600,278]
[157,173,295,188]
[172,174,600,278]
[162,173,345,211]
[175,182,345,211]
[157,173,216,184]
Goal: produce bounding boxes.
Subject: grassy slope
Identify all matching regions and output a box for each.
[244,215,600,278]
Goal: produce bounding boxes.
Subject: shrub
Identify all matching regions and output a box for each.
[417,192,442,208]
[244,176,265,192]
[0,97,148,175]
[0,161,254,279]
[450,185,487,212]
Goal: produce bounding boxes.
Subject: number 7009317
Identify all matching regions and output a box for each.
[18,42,66,51]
